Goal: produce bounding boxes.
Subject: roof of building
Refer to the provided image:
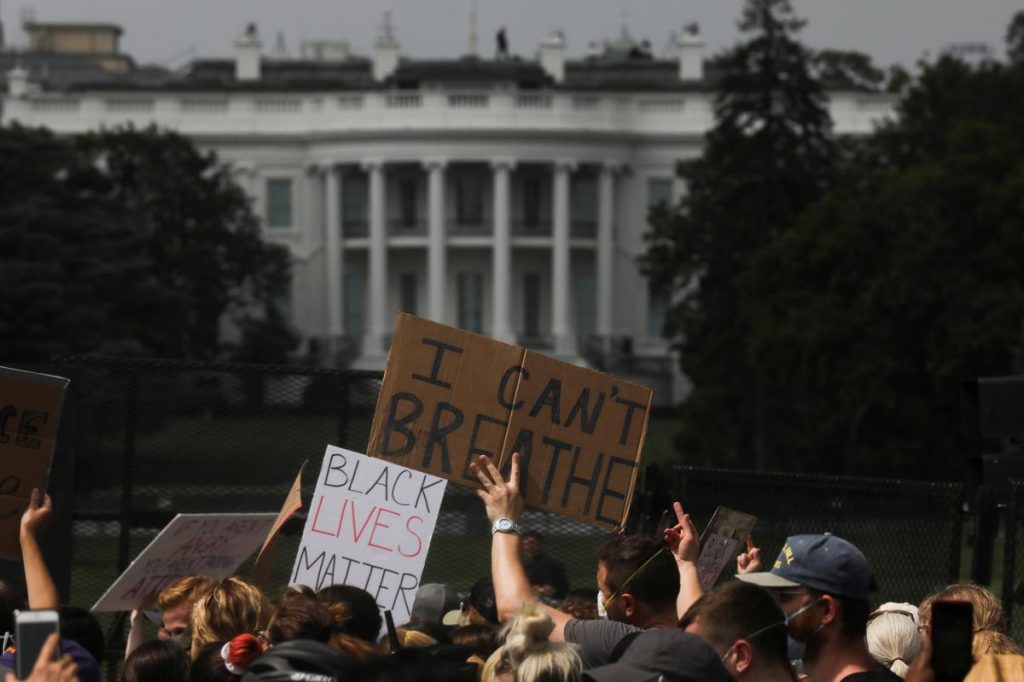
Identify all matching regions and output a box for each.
[23,22,124,34]
[0,50,140,90]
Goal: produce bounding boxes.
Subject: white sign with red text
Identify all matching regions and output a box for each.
[291,445,447,626]
[92,513,277,612]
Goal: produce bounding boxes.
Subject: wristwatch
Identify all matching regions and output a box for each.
[491,518,521,536]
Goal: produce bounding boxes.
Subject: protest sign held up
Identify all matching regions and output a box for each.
[92,513,277,612]
[0,366,70,559]
[367,314,654,531]
[696,506,758,591]
[292,445,447,627]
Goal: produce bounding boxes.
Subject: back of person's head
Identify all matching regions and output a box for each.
[189,641,234,682]
[561,589,598,621]
[919,583,1016,658]
[317,584,382,643]
[120,640,190,682]
[972,630,1023,656]
[192,577,270,649]
[60,605,105,664]
[595,534,678,612]
[481,602,582,682]
[267,587,334,645]
[865,603,921,679]
[467,577,499,625]
[240,640,356,682]
[159,576,215,612]
[680,580,789,672]
[451,623,499,661]
[0,581,26,639]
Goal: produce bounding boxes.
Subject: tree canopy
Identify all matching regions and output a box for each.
[645,4,1024,478]
[0,125,294,363]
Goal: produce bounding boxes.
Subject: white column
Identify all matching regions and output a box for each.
[323,163,344,350]
[551,159,575,356]
[596,162,616,343]
[425,158,447,324]
[364,160,388,357]
[491,158,515,343]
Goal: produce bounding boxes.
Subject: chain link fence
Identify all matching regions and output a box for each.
[1006,480,1024,642]
[644,465,965,607]
[7,357,996,679]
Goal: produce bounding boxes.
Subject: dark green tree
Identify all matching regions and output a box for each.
[736,25,1024,478]
[76,126,295,360]
[642,0,836,469]
[0,125,295,362]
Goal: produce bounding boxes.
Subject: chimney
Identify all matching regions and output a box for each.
[677,23,704,81]
[7,66,29,98]
[538,30,566,83]
[373,11,400,81]
[234,23,262,82]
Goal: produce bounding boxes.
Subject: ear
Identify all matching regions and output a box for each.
[820,595,839,626]
[620,593,637,618]
[733,640,754,674]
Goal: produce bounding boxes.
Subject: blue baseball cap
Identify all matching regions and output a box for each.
[737,534,875,600]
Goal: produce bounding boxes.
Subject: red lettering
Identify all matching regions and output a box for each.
[311,495,346,538]
[399,515,424,558]
[348,500,377,544]
[367,508,400,552]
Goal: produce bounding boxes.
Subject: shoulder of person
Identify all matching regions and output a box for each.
[563,618,641,642]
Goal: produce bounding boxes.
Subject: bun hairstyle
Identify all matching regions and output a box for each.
[481,602,581,682]
[223,633,264,676]
[866,605,920,679]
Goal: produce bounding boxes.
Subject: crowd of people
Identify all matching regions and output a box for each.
[2,453,1022,682]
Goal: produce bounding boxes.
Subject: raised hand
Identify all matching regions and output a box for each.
[664,501,699,565]
[736,534,763,574]
[20,488,52,538]
[468,453,524,525]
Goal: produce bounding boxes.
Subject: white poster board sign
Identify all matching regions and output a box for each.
[291,445,447,626]
[92,513,277,612]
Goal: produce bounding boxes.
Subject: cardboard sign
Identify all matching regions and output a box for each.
[366,314,653,531]
[251,460,306,588]
[92,513,277,612]
[0,366,70,559]
[696,506,758,591]
[291,446,447,627]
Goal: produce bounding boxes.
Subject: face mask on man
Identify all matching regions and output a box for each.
[596,593,609,620]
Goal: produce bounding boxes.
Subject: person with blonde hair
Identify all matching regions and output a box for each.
[190,577,270,658]
[918,584,1022,659]
[866,603,922,679]
[481,602,582,682]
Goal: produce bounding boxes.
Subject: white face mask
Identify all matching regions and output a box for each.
[596,593,609,620]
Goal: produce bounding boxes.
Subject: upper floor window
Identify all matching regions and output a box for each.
[647,178,673,212]
[397,176,418,229]
[342,174,368,236]
[455,173,484,226]
[266,178,294,229]
[458,271,484,333]
[522,176,543,228]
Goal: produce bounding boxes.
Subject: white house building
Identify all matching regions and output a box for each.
[1,19,898,404]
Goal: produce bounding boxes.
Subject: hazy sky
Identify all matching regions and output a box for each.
[2,0,1021,69]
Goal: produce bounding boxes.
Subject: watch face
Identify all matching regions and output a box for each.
[497,519,513,531]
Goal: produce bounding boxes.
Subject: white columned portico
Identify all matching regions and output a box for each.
[491,158,515,343]
[425,158,447,324]
[364,159,388,357]
[596,162,617,344]
[551,159,575,356]
[322,162,344,352]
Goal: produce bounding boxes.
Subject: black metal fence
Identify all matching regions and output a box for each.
[8,357,1013,677]
[1006,480,1024,641]
[644,466,965,607]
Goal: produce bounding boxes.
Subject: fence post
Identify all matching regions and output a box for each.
[118,367,138,571]
[1004,481,1020,638]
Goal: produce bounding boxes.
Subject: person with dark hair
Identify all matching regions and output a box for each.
[451,623,499,670]
[560,590,598,621]
[267,587,335,645]
[462,577,500,626]
[737,534,899,682]
[317,584,382,644]
[189,641,235,682]
[59,606,105,666]
[470,454,703,667]
[120,640,190,682]
[522,531,569,600]
[680,580,794,681]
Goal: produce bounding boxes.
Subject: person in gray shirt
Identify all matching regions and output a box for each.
[469,453,704,668]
